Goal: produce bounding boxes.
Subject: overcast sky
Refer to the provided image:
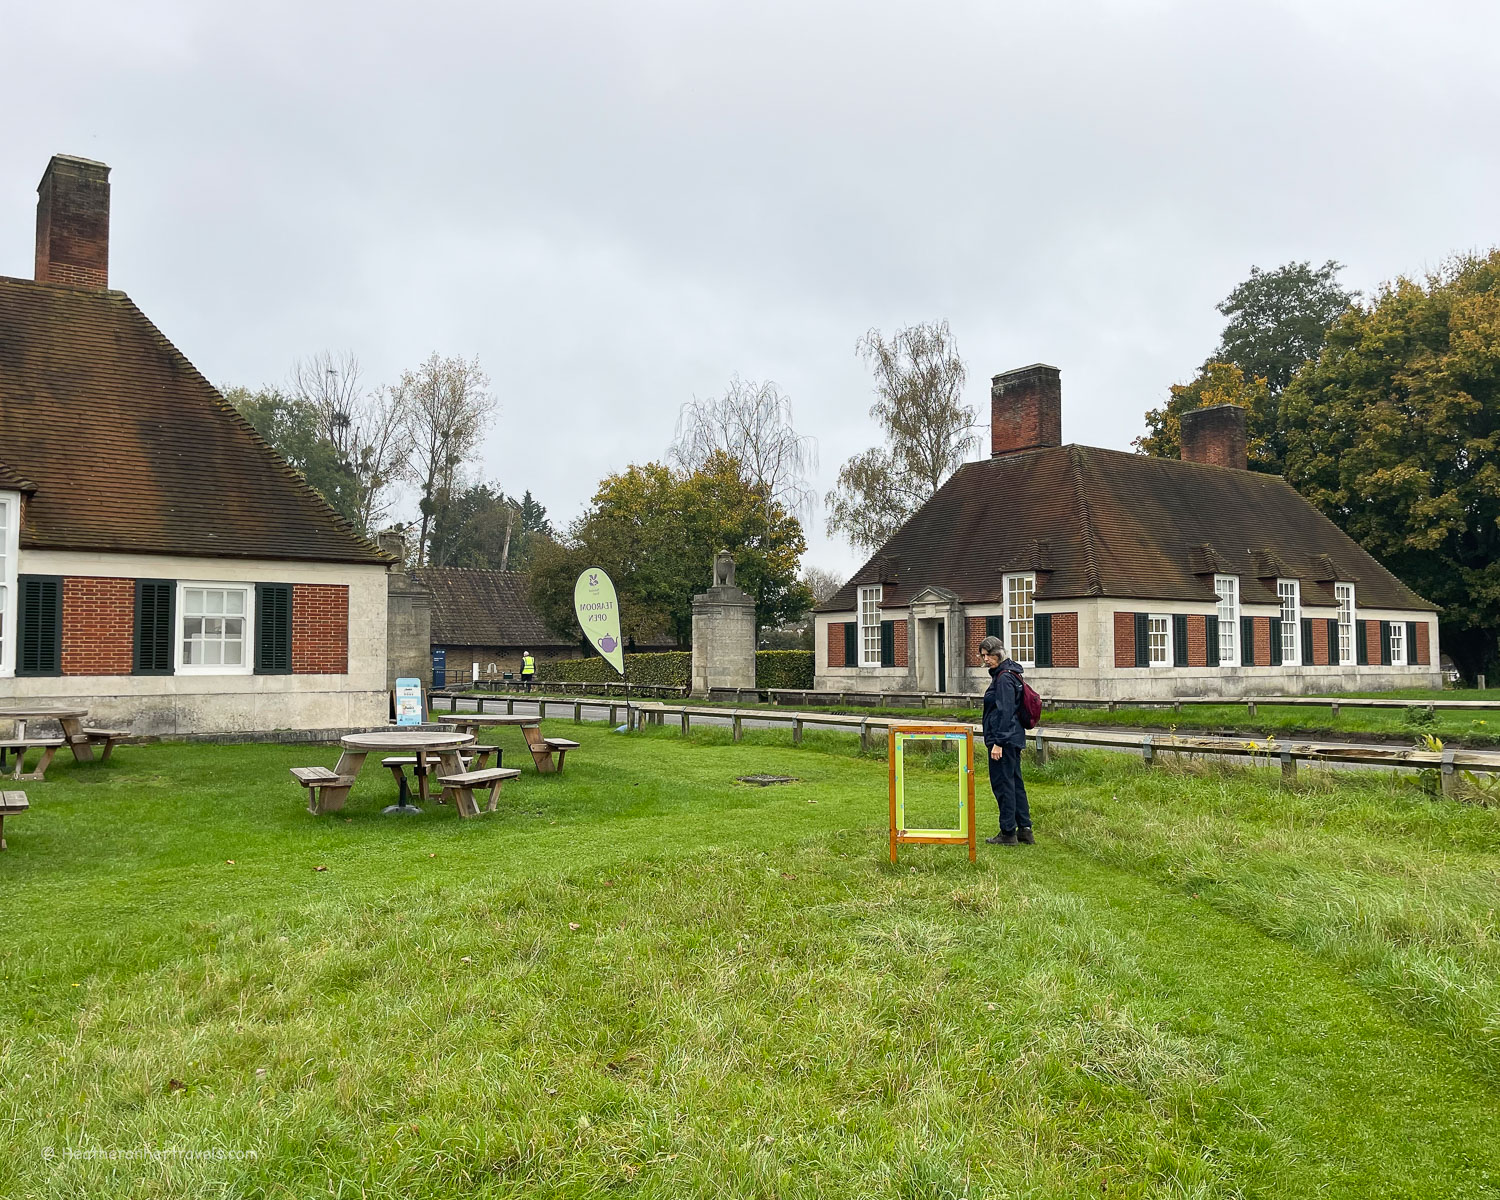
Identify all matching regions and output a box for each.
[6,0,1499,577]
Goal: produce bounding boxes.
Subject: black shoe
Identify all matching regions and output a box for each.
[1018,827,1035,844]
[985,831,1019,846]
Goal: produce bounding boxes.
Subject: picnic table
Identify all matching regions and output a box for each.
[290,730,519,820]
[0,705,125,772]
[436,712,578,774]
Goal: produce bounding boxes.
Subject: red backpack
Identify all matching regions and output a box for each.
[1005,669,1042,730]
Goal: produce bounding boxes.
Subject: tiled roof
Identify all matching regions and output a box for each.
[820,443,1435,613]
[413,568,577,648]
[0,277,387,564]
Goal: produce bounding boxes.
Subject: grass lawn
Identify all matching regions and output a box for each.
[2,722,1498,1198]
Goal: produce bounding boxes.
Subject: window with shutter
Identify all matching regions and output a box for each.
[1240,616,1254,666]
[17,575,62,677]
[1300,617,1314,666]
[1379,620,1392,666]
[1406,621,1419,665]
[1035,613,1053,668]
[879,620,895,668]
[1172,615,1188,666]
[1326,619,1339,666]
[1269,617,1283,666]
[133,579,175,675]
[1133,612,1150,668]
[1206,615,1220,667]
[1356,621,1368,665]
[255,583,293,674]
[843,621,858,665]
[984,615,1002,640]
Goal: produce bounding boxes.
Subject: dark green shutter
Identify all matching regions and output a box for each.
[255,583,293,674]
[1327,618,1339,665]
[16,575,62,677]
[133,579,175,675]
[843,621,858,664]
[1134,613,1150,668]
[1035,613,1053,668]
[1301,617,1314,666]
[1356,620,1369,665]
[1406,620,1419,665]
[1379,620,1391,666]
[1241,616,1254,666]
[985,615,1003,639]
[1173,615,1188,666]
[879,620,895,668]
[1269,617,1283,666]
[1206,615,1220,667]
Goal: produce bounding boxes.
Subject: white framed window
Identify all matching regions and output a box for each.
[1147,614,1171,667]
[1335,583,1355,665]
[1005,573,1036,668]
[858,585,882,667]
[1214,575,1238,664]
[1277,579,1300,664]
[1390,621,1406,666]
[177,582,254,674]
[0,493,17,677]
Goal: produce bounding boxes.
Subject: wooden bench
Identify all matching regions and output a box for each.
[1,739,65,782]
[80,728,130,761]
[381,748,498,804]
[0,790,27,849]
[289,766,356,815]
[435,766,521,818]
[543,738,580,774]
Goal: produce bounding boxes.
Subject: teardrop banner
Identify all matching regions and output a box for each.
[573,567,625,677]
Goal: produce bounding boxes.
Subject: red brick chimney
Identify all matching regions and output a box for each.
[1180,404,1248,470]
[35,155,111,289]
[991,363,1062,456]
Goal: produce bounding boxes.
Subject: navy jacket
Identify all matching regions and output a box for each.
[982,659,1026,750]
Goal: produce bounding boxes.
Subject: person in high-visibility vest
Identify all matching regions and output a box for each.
[520,651,536,692]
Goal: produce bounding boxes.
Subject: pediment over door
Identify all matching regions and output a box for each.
[907,585,960,620]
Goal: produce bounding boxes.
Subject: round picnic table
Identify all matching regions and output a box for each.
[0,705,95,763]
[436,712,558,773]
[336,730,474,816]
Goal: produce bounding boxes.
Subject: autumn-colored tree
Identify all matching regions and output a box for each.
[1135,362,1272,464]
[528,456,810,646]
[1282,251,1500,679]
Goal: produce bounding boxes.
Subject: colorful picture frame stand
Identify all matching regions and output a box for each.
[888,724,977,864]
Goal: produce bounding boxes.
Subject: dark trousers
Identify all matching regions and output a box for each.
[987,747,1031,833]
[522,675,534,692]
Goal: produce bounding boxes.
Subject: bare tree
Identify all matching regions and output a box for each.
[800,566,844,606]
[396,353,495,565]
[826,320,975,552]
[287,351,410,533]
[669,376,817,516]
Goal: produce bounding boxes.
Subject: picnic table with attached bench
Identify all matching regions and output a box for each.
[437,712,580,774]
[290,730,520,819]
[0,790,27,849]
[0,706,128,766]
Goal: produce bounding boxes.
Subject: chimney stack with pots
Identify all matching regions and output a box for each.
[991,363,1062,456]
[1180,404,1248,471]
[35,155,111,289]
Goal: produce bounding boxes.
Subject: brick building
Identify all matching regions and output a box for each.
[0,155,392,734]
[412,567,582,684]
[816,363,1440,699]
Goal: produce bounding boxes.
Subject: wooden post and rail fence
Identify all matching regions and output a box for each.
[428,690,1499,797]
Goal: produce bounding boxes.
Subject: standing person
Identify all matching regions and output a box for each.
[978,635,1033,845]
[520,650,536,693]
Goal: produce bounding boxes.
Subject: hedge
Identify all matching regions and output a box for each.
[537,652,690,687]
[537,649,814,690]
[756,650,814,690]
